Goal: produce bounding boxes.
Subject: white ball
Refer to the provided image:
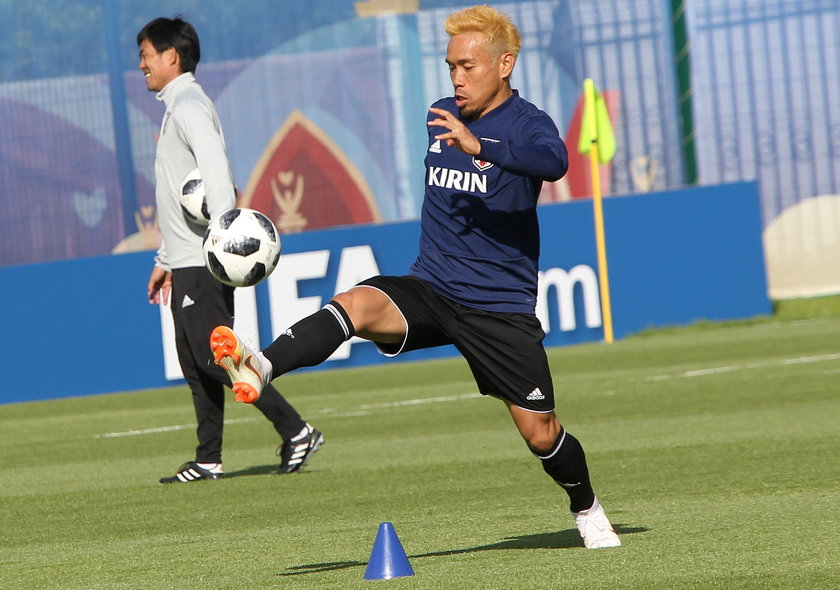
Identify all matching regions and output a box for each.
[179,168,210,225]
[202,208,281,287]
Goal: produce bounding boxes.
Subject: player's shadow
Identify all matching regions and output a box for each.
[278,524,647,576]
[224,464,321,477]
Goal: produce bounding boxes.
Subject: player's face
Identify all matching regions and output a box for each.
[138,39,179,92]
[446,32,513,120]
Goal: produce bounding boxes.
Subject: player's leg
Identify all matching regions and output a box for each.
[189,370,226,465]
[251,384,324,474]
[210,278,407,403]
[177,266,323,472]
[457,310,620,548]
[252,385,304,441]
[507,403,620,549]
[457,311,597,509]
[506,405,593,510]
[175,268,228,465]
[264,283,407,373]
[211,299,360,400]
[160,268,227,483]
[261,291,359,375]
[456,312,594,508]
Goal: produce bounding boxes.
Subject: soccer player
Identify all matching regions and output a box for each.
[210,5,620,548]
[137,17,323,483]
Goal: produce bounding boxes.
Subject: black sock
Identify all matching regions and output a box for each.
[262,301,355,377]
[535,429,596,513]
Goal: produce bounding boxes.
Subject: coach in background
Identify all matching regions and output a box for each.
[137,16,323,483]
[210,5,620,548]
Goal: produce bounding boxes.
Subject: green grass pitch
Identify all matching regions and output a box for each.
[1,305,839,589]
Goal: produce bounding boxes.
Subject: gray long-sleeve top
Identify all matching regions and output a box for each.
[153,72,236,270]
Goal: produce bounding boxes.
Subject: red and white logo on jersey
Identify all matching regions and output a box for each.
[472,157,493,171]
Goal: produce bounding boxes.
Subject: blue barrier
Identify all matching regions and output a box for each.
[0,181,769,404]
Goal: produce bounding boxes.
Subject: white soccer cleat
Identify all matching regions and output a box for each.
[572,497,621,549]
[210,325,266,403]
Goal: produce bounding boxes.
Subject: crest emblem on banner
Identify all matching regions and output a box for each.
[239,110,380,233]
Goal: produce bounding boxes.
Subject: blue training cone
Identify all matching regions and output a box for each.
[363,522,415,580]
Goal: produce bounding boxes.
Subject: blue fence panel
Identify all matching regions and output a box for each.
[687,0,840,226]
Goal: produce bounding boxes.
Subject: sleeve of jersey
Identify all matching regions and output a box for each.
[477,116,568,181]
[174,100,237,218]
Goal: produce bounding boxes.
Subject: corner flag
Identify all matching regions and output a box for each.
[577,78,616,163]
[578,78,616,343]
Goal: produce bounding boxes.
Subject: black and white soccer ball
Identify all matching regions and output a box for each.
[202,208,281,287]
[179,168,210,225]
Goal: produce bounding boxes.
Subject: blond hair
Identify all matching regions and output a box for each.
[444,4,522,59]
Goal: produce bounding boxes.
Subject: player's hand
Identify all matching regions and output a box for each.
[428,107,482,156]
[147,266,172,305]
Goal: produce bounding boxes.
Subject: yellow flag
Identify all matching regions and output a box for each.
[577,78,616,163]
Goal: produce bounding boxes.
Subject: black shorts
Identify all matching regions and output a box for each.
[357,275,555,412]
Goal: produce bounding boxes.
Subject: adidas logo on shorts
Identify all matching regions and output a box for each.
[526,387,545,401]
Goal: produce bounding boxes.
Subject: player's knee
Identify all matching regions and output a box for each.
[525,430,558,454]
[518,414,561,454]
[331,289,368,330]
[331,290,354,307]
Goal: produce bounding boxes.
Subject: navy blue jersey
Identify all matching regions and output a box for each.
[410,91,568,314]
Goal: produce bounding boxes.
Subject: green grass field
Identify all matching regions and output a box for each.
[2,301,839,589]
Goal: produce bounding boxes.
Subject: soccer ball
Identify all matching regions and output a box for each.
[179,168,210,225]
[202,208,281,287]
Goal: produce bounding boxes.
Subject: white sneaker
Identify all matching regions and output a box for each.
[210,325,266,403]
[572,497,621,549]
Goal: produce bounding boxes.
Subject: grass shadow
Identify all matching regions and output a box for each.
[278,524,648,576]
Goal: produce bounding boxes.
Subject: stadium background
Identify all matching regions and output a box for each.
[0,0,837,401]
